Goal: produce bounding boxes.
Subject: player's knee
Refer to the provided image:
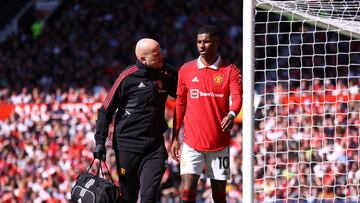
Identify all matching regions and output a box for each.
[181,174,199,190]
[210,179,227,190]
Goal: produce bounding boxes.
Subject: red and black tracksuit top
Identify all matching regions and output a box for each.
[94,60,177,153]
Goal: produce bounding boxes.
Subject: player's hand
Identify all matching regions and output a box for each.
[221,114,235,132]
[170,139,181,161]
[93,144,106,161]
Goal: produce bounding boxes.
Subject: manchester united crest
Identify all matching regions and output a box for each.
[213,74,224,85]
[120,168,126,175]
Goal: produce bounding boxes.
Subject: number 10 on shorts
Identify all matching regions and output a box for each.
[218,156,229,169]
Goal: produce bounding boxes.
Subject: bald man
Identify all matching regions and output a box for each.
[93,38,177,203]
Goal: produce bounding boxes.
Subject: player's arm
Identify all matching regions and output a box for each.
[171,68,187,161]
[221,65,242,132]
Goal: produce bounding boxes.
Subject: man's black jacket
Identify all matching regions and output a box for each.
[94,60,177,153]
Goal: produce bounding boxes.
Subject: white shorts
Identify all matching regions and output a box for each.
[180,143,230,180]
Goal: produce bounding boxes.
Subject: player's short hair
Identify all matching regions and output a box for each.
[197,25,219,38]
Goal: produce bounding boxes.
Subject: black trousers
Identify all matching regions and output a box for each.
[114,143,167,203]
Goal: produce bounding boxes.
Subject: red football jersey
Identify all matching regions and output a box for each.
[175,56,242,152]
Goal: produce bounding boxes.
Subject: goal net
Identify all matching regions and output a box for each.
[253,0,360,202]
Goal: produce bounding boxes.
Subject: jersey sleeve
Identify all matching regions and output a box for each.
[94,76,124,145]
[175,67,187,130]
[229,65,242,114]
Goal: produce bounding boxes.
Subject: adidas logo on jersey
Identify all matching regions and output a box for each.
[138,82,146,88]
[222,170,228,175]
[192,76,199,82]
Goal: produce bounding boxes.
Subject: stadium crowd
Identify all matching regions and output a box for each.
[253,78,360,202]
[1,0,360,203]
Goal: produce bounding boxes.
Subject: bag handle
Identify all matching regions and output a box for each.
[87,159,115,185]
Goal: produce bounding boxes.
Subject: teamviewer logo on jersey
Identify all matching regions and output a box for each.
[190,89,199,99]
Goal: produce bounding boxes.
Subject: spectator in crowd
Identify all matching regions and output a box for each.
[171,25,242,203]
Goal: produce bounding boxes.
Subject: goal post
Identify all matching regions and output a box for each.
[242,0,255,202]
[243,0,360,202]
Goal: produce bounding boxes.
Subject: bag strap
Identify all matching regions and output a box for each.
[87,159,115,184]
[87,158,96,171]
[102,161,115,184]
